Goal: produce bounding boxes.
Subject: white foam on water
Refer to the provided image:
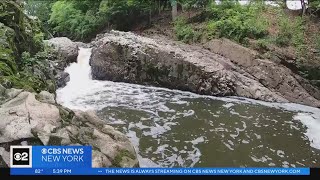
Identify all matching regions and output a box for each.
[293,113,320,150]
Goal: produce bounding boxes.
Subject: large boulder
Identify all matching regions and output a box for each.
[0,91,61,143]
[90,31,288,104]
[45,38,92,88]
[46,37,79,65]
[89,31,319,107]
[45,37,79,88]
[0,87,139,168]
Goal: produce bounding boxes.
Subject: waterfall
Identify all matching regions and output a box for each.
[56,48,96,109]
[66,47,92,85]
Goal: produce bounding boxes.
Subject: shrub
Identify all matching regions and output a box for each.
[205,1,268,43]
[256,38,270,50]
[275,15,305,48]
[46,0,157,41]
[275,16,292,47]
[174,18,197,43]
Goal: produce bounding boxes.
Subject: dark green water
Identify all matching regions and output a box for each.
[96,92,320,168]
[57,80,320,167]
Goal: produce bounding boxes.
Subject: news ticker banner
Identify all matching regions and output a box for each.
[9,146,311,176]
[11,167,310,176]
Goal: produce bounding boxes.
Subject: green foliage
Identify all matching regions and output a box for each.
[2,47,57,93]
[309,0,320,13]
[0,73,50,93]
[0,1,56,93]
[49,1,88,40]
[0,22,16,76]
[275,15,305,48]
[274,18,292,47]
[179,0,210,10]
[256,38,271,50]
[21,52,35,67]
[0,62,13,76]
[174,18,200,43]
[315,34,320,53]
[205,1,268,43]
[25,0,56,37]
[46,0,158,41]
[0,0,44,58]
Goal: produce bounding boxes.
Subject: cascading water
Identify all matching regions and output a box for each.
[57,48,320,167]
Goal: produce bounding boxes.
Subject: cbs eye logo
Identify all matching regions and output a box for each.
[10,146,32,168]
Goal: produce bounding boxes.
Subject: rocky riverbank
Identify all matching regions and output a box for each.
[90,31,320,108]
[0,84,139,168]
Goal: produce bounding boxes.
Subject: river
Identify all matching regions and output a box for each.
[56,48,320,168]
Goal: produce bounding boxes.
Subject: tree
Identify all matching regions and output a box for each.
[283,0,287,7]
[171,0,178,20]
[300,0,307,15]
[25,0,56,29]
[25,0,57,38]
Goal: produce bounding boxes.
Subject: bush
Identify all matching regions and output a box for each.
[309,0,320,15]
[256,38,270,50]
[47,0,154,41]
[174,18,197,43]
[275,15,305,48]
[205,1,268,43]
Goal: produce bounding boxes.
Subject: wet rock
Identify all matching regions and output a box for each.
[56,72,70,88]
[47,127,71,146]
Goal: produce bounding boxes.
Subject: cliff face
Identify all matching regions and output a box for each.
[0,0,55,93]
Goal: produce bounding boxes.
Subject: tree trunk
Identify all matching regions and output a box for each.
[282,0,287,9]
[171,0,178,21]
[149,9,152,26]
[301,0,307,16]
[158,0,161,14]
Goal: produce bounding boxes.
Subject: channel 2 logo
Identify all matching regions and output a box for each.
[10,146,32,168]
